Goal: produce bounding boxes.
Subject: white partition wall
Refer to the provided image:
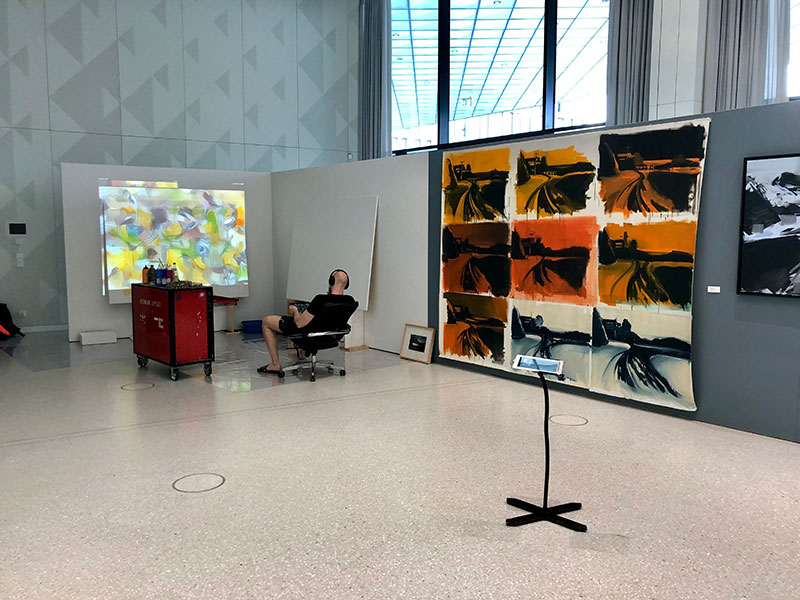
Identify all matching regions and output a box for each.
[62,164,273,341]
[271,154,429,353]
[286,195,378,309]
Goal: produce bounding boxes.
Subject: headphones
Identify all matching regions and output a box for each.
[328,268,350,290]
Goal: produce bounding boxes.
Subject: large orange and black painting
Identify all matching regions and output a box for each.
[510,217,599,304]
[443,292,507,363]
[439,118,709,412]
[443,149,510,223]
[598,221,696,309]
[515,147,595,217]
[442,223,511,297]
[598,125,706,215]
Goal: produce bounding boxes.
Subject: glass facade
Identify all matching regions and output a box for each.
[449,0,546,143]
[391,0,611,151]
[391,0,439,151]
[555,0,609,127]
[790,0,800,98]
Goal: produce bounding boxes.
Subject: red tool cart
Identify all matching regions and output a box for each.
[131,283,214,381]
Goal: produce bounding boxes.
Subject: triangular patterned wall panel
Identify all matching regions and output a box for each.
[0,127,60,326]
[117,0,186,139]
[0,1,49,129]
[46,0,121,135]
[1,0,359,329]
[182,0,244,144]
[298,0,350,151]
[243,0,299,147]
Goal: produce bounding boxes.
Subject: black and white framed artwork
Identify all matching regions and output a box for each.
[738,154,800,296]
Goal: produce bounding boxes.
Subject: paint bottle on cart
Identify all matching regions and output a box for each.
[141,266,148,284]
[166,265,173,283]
[147,265,156,285]
[172,263,179,281]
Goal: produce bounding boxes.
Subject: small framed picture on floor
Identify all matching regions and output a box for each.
[400,324,435,364]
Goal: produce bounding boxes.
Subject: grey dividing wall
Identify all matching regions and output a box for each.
[428,100,800,444]
[0,0,359,330]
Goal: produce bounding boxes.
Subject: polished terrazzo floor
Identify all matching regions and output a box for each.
[1,332,799,599]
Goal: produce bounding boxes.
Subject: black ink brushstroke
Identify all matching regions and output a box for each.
[512,230,590,292]
[597,125,705,214]
[516,152,594,215]
[444,158,509,222]
[460,256,511,297]
[740,235,800,293]
[772,171,800,191]
[592,308,689,398]
[598,126,706,175]
[442,226,510,259]
[445,295,505,363]
[511,308,590,358]
[741,177,781,235]
[599,228,693,308]
[442,226,511,297]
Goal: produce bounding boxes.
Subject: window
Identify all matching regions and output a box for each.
[555,0,609,127]
[391,1,439,151]
[449,1,545,143]
[391,0,610,152]
[790,0,800,98]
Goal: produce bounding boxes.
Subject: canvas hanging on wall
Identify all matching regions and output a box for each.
[738,154,800,296]
[439,119,710,411]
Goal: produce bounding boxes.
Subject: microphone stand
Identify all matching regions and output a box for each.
[506,371,586,531]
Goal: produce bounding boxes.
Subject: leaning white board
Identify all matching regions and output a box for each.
[286,195,378,310]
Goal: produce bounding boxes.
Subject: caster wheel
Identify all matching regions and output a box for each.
[204,363,212,376]
[137,355,148,367]
[310,374,316,382]
[278,371,285,378]
[170,368,178,381]
[339,369,346,376]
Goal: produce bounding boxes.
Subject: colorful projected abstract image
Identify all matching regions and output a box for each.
[100,186,247,298]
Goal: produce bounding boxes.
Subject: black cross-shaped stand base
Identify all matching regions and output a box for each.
[506,497,586,531]
[506,371,586,532]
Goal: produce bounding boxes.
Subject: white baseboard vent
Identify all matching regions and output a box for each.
[79,330,118,346]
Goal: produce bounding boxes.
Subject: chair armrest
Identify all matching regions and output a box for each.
[286,327,351,339]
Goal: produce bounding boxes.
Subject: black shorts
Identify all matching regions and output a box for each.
[278,316,301,336]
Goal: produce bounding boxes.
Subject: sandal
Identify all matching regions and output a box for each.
[257,365,285,377]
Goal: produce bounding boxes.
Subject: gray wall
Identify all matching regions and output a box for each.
[0,0,359,329]
[428,100,800,444]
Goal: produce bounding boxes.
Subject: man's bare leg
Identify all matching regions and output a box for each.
[260,315,283,372]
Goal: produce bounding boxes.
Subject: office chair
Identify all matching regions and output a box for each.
[282,297,359,382]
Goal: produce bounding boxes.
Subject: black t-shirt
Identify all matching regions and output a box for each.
[306,293,356,317]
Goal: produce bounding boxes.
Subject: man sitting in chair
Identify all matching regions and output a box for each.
[257,269,355,375]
